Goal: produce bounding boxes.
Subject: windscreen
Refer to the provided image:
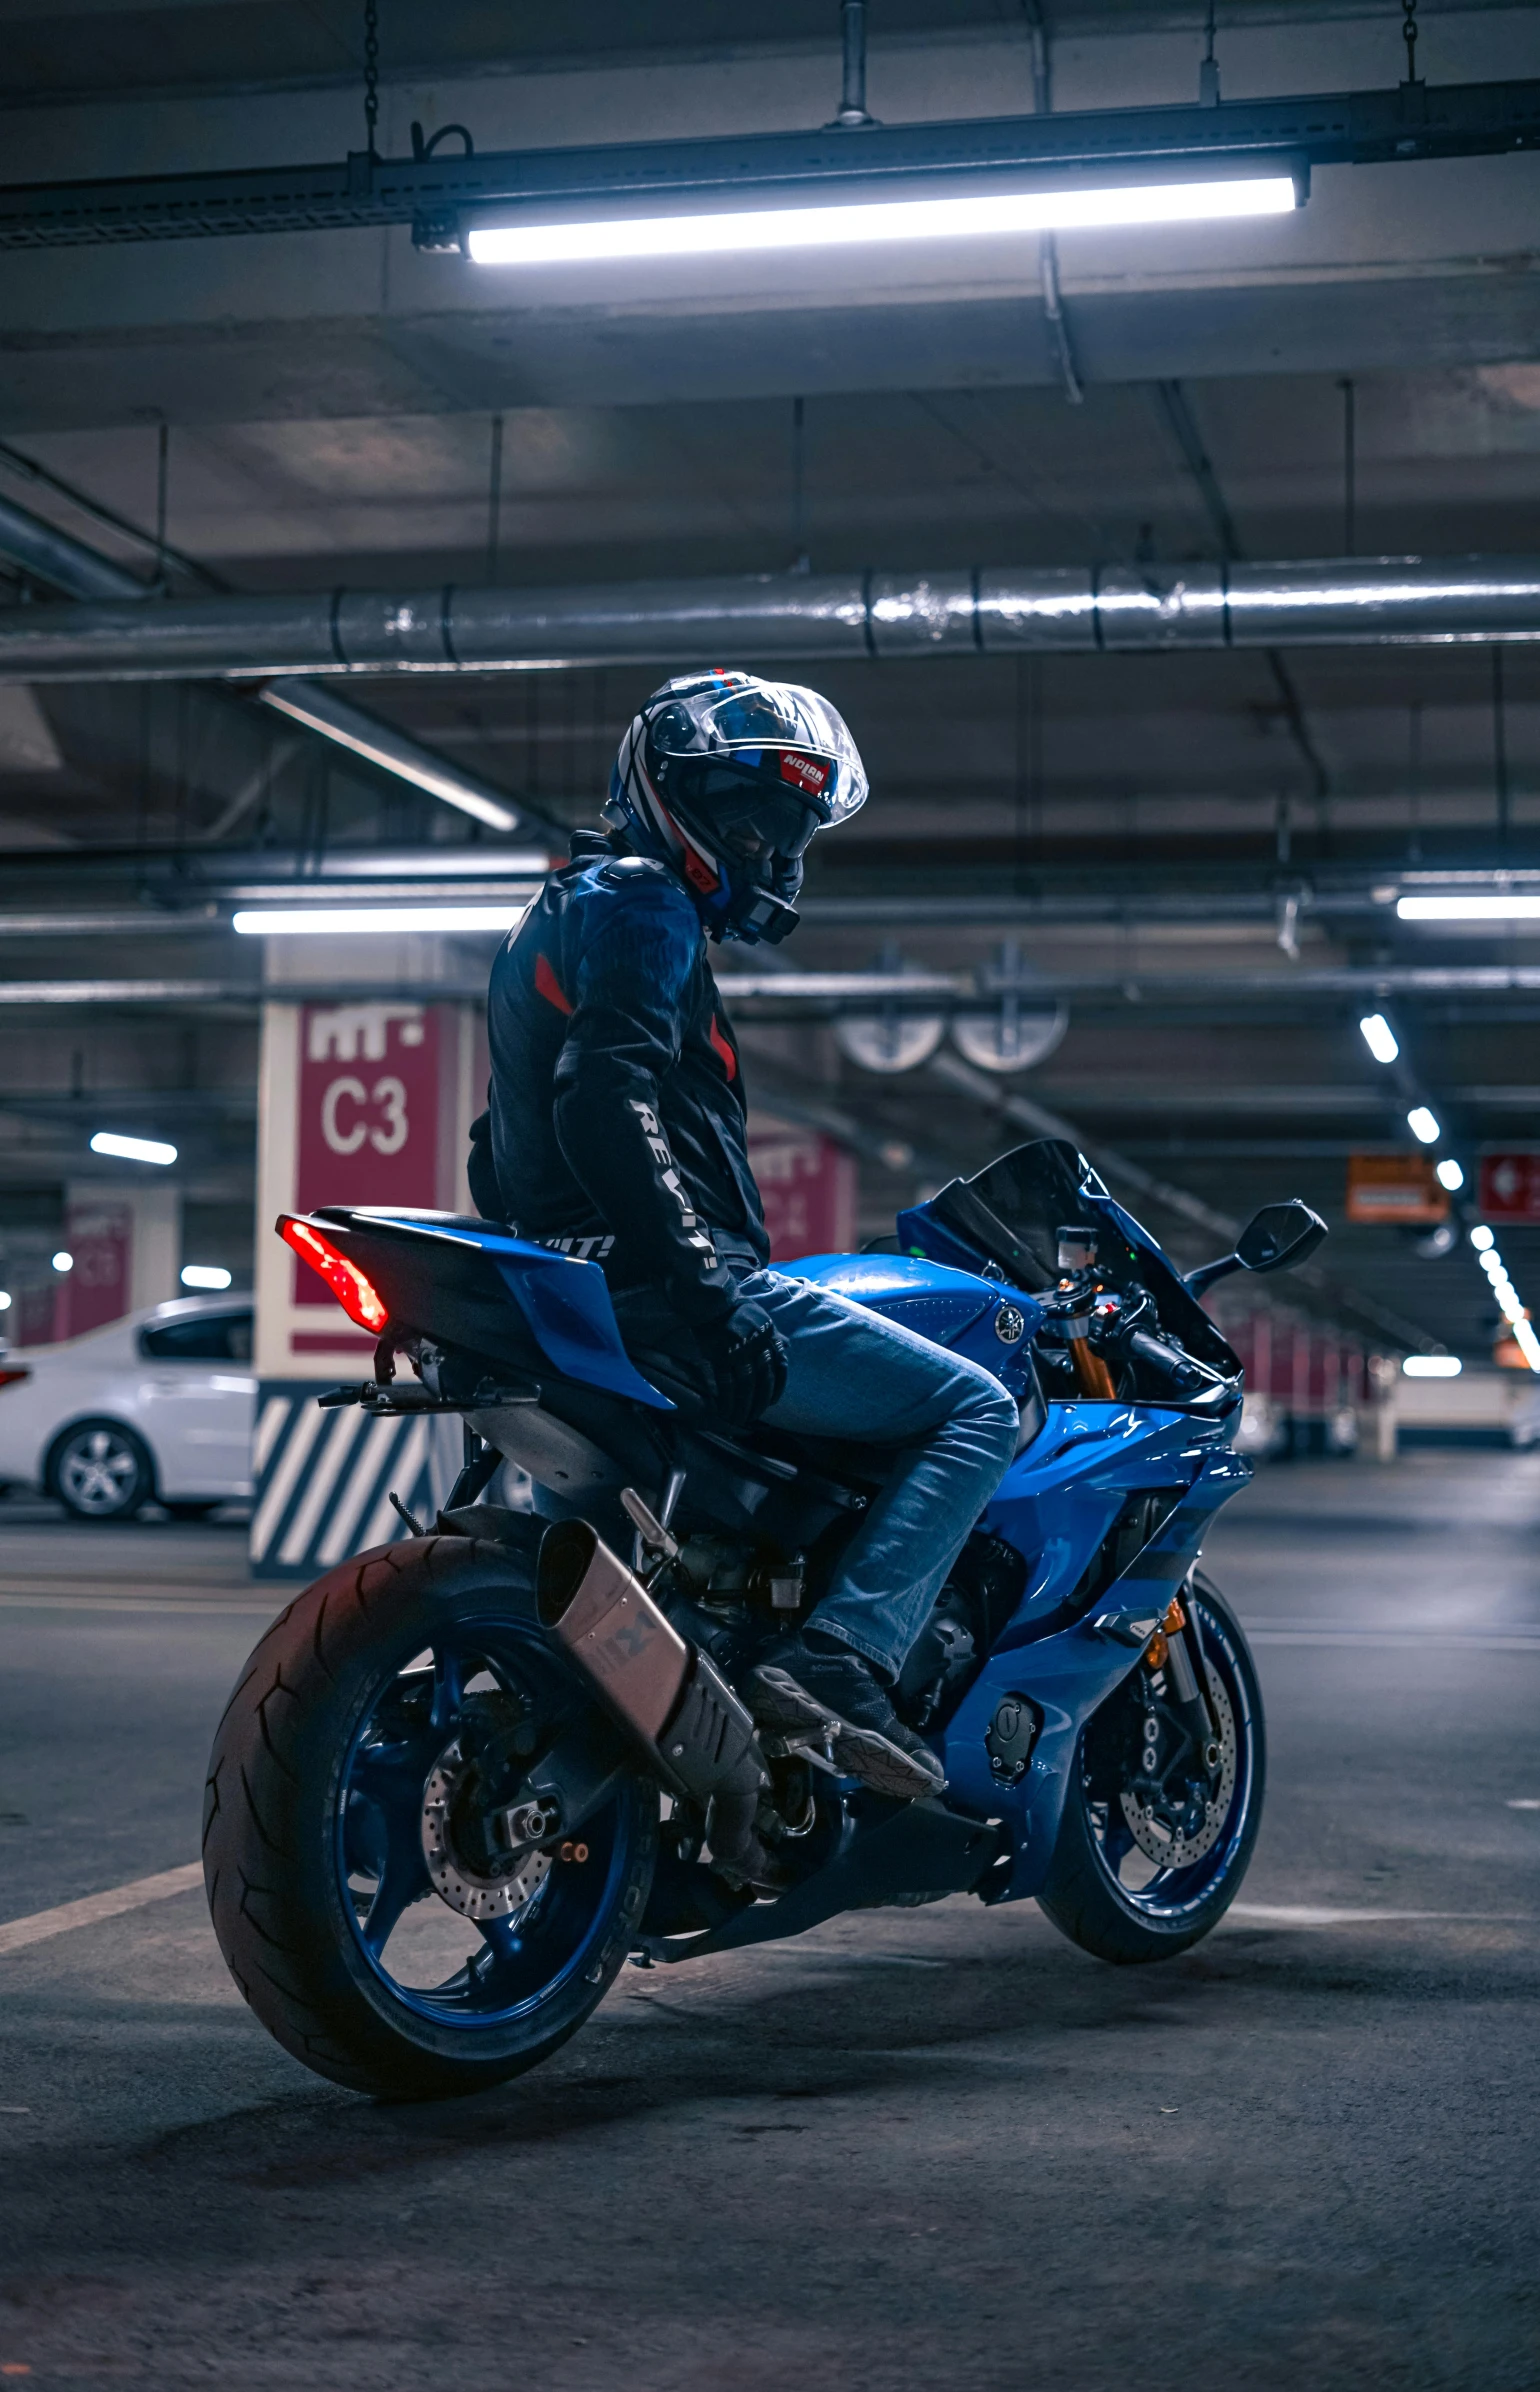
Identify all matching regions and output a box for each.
[936,1138,1239,1376]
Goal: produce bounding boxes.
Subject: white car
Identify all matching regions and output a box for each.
[0,1294,255,1520]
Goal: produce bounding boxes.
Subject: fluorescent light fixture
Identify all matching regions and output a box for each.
[1398,894,1540,922]
[90,1129,177,1167]
[0,1291,11,1311]
[1407,1106,1440,1145]
[1434,1158,1465,1192]
[1358,1012,1399,1064]
[232,904,532,936]
[1402,1354,1462,1377]
[51,1250,73,1273]
[1471,1224,1495,1251]
[339,851,549,877]
[1514,1317,1540,1373]
[256,687,523,834]
[1481,1251,1505,1277]
[181,1264,233,1291]
[467,174,1299,267]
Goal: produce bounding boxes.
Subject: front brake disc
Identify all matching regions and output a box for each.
[1120,1663,1236,1868]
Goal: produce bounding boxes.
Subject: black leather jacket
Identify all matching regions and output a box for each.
[469,832,769,1324]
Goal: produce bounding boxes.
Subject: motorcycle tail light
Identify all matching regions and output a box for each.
[279,1217,389,1334]
[0,1367,30,1389]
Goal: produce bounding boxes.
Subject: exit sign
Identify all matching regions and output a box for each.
[1479,1152,1540,1225]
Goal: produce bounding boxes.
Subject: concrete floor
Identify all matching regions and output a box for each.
[1,1456,1537,2391]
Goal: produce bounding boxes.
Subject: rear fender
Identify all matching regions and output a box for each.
[303,1209,672,1410]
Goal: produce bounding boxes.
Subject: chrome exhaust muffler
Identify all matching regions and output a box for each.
[536,1518,774,1885]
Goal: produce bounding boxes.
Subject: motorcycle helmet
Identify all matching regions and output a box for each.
[606,670,868,943]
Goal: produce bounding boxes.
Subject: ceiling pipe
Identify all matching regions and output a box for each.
[3,967,1539,1007]
[0,491,543,837]
[4,555,1540,682]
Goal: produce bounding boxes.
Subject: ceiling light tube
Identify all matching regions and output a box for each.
[90,1129,177,1166]
[1402,1354,1462,1378]
[1470,1224,1495,1251]
[1359,1012,1399,1064]
[232,904,533,936]
[1397,894,1540,921]
[1434,1158,1465,1192]
[1407,1106,1441,1145]
[1513,1317,1540,1374]
[467,173,1300,267]
[181,1264,233,1290]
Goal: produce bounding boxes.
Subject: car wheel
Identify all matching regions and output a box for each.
[50,1421,155,1521]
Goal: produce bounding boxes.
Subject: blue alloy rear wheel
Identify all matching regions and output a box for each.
[204,1532,657,2099]
[1037,1572,1264,1964]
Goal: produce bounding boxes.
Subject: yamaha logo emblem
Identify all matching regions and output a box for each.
[994,1304,1026,1345]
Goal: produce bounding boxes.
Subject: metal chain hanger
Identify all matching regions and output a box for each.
[363,0,380,156]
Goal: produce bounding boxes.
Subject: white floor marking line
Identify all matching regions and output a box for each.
[1229,1903,1531,1927]
[0,1593,276,1616]
[0,1862,203,1958]
[1246,1630,1540,1651]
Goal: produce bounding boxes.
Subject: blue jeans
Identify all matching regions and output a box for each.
[739,1270,1021,1683]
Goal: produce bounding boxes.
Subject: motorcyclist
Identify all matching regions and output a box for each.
[470,670,1019,1799]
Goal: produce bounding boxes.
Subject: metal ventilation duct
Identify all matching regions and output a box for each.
[3,557,1540,681]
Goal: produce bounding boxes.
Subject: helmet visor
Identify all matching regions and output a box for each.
[655,678,868,822]
[668,764,822,866]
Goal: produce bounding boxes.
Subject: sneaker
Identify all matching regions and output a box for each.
[750,1636,946,1801]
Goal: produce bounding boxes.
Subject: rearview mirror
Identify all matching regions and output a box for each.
[1186,1198,1328,1298]
[1235,1199,1328,1275]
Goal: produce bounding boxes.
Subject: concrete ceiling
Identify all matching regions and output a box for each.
[0,0,1537,1365]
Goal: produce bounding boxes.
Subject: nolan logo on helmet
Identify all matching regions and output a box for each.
[779,751,831,796]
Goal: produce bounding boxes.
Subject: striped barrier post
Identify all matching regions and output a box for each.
[248,1387,451,1580]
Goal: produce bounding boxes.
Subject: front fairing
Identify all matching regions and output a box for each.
[942,1402,1252,1899]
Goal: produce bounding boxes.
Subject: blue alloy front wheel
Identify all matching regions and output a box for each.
[204,1532,657,2099]
[1036,1571,1265,1963]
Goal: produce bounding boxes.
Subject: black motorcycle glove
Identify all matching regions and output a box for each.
[693,1301,789,1430]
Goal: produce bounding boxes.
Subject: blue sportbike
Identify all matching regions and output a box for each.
[204,1136,1325,2100]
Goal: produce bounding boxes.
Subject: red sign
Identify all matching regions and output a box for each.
[63,1200,133,1337]
[747,1131,856,1261]
[1479,1152,1540,1225]
[294,1002,443,1306]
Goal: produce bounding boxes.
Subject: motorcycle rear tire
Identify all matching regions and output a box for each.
[1036,1571,1263,1965]
[203,1533,657,2101]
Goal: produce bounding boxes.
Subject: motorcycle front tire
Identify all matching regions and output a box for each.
[1036,1571,1264,1965]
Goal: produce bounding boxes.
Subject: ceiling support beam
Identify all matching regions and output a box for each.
[0,76,1536,250]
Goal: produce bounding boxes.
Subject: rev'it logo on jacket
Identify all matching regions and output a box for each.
[628,1099,720,1265]
[779,750,830,796]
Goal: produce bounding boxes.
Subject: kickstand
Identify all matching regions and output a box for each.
[388,1490,425,1537]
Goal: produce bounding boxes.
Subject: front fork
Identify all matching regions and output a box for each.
[1147,1595,1223,1781]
